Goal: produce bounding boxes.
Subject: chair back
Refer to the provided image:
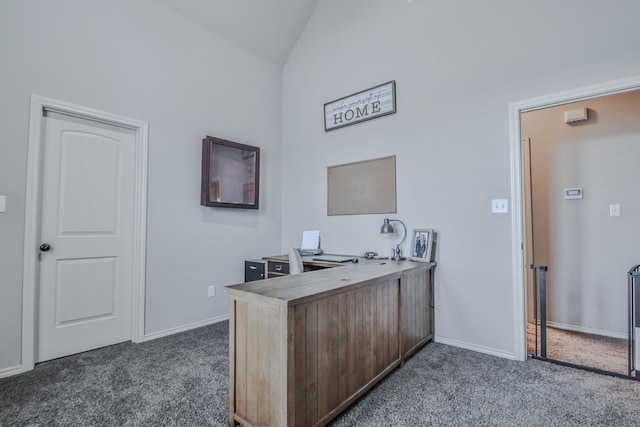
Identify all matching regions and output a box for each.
[288,247,303,275]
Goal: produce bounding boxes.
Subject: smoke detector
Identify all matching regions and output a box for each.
[564,108,588,124]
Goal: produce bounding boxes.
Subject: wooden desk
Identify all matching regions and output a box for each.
[262,254,372,278]
[225,260,435,427]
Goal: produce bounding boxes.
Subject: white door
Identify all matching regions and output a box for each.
[37,111,136,362]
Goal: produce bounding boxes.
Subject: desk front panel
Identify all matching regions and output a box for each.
[292,277,400,426]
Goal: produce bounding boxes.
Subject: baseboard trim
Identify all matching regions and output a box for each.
[0,365,23,378]
[143,315,229,342]
[545,321,627,340]
[435,335,518,360]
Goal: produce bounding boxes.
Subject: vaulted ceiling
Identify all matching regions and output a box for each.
[153,0,319,67]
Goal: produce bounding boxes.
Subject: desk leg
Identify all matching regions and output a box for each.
[229,298,236,426]
[429,267,435,340]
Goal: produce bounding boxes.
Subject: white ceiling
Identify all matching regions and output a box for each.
[153,0,319,67]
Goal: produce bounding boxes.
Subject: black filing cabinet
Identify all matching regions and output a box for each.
[244,259,265,282]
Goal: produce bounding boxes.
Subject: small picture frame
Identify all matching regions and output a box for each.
[410,229,434,261]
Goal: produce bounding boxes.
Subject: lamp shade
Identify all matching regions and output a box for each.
[380,217,395,234]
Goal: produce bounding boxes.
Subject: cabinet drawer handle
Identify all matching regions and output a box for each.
[275,264,282,271]
[249,265,257,270]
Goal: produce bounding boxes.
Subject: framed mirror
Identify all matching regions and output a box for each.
[200,136,260,209]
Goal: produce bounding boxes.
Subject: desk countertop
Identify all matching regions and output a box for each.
[225,260,435,307]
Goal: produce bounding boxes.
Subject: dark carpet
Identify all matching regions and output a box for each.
[2,321,640,426]
[0,323,228,426]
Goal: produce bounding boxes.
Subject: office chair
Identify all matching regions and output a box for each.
[288,247,304,275]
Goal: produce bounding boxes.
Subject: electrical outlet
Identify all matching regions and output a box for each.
[208,285,216,297]
[610,204,621,217]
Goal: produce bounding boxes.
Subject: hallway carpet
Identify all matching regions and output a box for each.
[527,322,628,375]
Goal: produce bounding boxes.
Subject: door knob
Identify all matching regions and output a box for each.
[40,243,51,252]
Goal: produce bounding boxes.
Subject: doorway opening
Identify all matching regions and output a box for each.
[510,76,640,378]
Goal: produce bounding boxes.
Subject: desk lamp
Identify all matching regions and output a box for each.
[380,217,407,260]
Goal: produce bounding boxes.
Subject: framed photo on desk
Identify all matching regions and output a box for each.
[410,229,434,261]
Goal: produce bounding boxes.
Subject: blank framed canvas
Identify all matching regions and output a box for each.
[327,155,397,215]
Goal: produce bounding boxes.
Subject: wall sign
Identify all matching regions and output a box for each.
[324,80,396,132]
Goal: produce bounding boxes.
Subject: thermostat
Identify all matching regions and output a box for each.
[564,188,583,200]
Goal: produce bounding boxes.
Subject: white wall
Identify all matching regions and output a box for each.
[3,0,640,374]
[0,0,282,372]
[282,0,640,357]
[522,91,640,337]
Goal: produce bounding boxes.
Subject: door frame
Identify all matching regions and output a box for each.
[22,95,149,372]
[509,75,640,361]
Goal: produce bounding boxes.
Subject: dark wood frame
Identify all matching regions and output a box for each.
[201,136,260,209]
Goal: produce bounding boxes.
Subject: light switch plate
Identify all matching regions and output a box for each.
[0,195,6,212]
[491,199,508,214]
